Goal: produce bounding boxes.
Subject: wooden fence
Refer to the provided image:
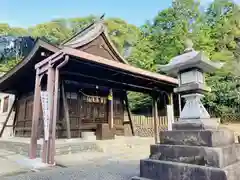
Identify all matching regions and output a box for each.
[125,114,179,137]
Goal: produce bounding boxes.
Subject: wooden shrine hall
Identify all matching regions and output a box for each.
[0,17,178,164]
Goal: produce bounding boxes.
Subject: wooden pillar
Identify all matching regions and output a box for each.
[48,67,60,164]
[29,69,41,159]
[178,94,182,117]
[46,67,55,164]
[177,74,182,118]
[124,91,135,136]
[167,93,174,131]
[152,96,159,144]
[61,82,71,139]
[108,89,113,129]
[169,92,174,116]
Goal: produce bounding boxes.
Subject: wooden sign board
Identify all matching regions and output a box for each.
[40,91,50,141]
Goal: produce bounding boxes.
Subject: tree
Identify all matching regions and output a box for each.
[29,19,71,45]
[0,57,21,72]
[105,18,140,54]
[69,15,96,34]
[127,0,202,112]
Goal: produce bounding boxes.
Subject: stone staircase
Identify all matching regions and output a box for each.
[132,126,240,180]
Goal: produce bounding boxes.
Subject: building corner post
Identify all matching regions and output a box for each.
[29,68,41,159]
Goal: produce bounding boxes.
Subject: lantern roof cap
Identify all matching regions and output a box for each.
[157,39,224,76]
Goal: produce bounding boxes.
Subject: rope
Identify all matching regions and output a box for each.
[78,90,107,100]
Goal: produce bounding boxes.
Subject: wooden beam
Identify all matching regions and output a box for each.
[108,89,113,129]
[152,96,159,144]
[0,98,16,137]
[61,82,71,139]
[29,69,41,159]
[60,71,160,93]
[38,54,65,75]
[69,55,177,87]
[35,51,63,69]
[124,92,135,136]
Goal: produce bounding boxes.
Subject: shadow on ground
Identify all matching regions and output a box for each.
[3,159,140,180]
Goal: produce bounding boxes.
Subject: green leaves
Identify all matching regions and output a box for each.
[0,57,21,72]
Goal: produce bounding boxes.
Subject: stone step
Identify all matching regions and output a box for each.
[131,176,152,180]
[150,144,238,168]
[224,160,240,180]
[160,128,234,147]
[0,141,103,157]
[139,158,228,180]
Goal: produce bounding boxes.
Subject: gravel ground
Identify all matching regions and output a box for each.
[3,159,140,180]
[1,137,153,180]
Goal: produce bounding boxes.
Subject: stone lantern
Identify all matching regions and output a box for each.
[158,39,224,128]
[132,40,240,180]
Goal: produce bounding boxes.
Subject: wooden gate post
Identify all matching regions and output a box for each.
[29,68,41,159]
[46,67,55,164]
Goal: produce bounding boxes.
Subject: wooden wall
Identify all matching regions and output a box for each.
[14,90,125,138]
[14,93,35,137]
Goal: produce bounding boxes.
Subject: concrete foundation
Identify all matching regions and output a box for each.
[132,123,240,180]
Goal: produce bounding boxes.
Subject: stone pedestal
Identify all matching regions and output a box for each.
[132,122,240,180]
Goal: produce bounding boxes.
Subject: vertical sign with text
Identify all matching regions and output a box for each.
[40,91,50,141]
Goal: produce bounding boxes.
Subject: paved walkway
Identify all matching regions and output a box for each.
[0,149,31,177]
[0,137,153,180]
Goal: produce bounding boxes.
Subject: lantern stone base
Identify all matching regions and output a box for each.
[132,127,240,180]
[173,118,220,130]
[180,93,211,119]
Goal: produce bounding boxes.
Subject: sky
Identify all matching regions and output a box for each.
[1,0,234,28]
[1,0,174,28]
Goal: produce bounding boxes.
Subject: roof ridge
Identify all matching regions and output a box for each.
[61,14,105,45]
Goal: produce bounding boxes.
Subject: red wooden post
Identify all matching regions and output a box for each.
[46,67,55,164]
[29,68,41,159]
[49,55,69,164]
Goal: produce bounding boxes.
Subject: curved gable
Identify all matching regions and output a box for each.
[62,19,129,64]
[0,39,59,92]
